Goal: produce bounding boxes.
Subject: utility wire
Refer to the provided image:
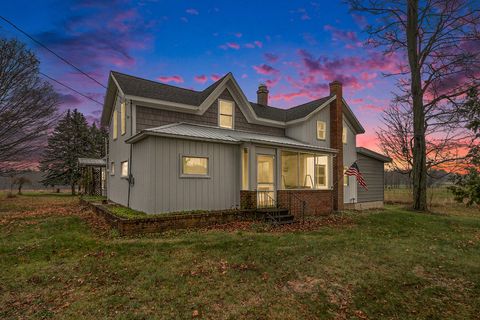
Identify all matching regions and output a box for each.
[0,15,107,89]
[39,71,103,105]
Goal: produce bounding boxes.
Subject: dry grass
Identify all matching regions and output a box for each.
[1,193,480,319]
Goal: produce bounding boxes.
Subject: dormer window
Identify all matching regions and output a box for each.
[218,99,234,129]
[316,121,326,140]
[342,127,347,144]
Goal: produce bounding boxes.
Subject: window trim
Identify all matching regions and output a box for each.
[110,162,115,176]
[180,155,211,178]
[342,127,347,144]
[315,164,327,187]
[218,99,234,129]
[316,120,326,141]
[121,101,126,136]
[121,160,129,178]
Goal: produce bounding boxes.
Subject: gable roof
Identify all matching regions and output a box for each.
[127,122,338,153]
[101,71,365,133]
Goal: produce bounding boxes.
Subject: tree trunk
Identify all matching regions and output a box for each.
[71,184,75,195]
[406,0,427,211]
[18,185,22,195]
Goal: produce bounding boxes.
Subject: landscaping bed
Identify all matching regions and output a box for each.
[79,197,257,235]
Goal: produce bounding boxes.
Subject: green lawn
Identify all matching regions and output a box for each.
[1,193,480,319]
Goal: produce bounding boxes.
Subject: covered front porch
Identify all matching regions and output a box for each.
[239,143,336,217]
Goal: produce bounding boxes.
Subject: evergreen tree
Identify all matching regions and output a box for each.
[40,109,92,194]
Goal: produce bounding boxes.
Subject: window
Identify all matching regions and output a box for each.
[317,121,326,140]
[344,166,349,186]
[182,156,209,176]
[121,101,126,135]
[315,165,326,187]
[281,151,330,189]
[121,161,129,177]
[110,162,115,175]
[242,148,249,190]
[342,127,347,144]
[219,100,234,129]
[113,110,118,140]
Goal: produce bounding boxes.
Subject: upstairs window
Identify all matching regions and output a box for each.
[121,101,126,135]
[113,110,118,140]
[316,121,326,140]
[110,162,115,175]
[342,127,347,144]
[219,100,234,129]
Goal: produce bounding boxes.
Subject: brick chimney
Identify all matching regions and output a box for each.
[256,84,269,106]
[329,80,344,211]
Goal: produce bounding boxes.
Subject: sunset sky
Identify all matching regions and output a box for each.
[1,0,402,151]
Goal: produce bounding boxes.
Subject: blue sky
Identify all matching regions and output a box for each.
[1,0,401,149]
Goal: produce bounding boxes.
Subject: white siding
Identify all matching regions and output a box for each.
[343,117,357,204]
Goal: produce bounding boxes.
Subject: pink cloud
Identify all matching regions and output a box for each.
[234,32,242,38]
[271,91,309,102]
[157,75,184,83]
[359,104,385,112]
[360,72,377,81]
[211,74,221,81]
[220,42,240,50]
[186,8,199,15]
[324,25,359,43]
[265,77,280,87]
[194,75,208,83]
[264,53,279,63]
[254,40,263,48]
[244,43,255,48]
[253,64,278,75]
[241,73,248,79]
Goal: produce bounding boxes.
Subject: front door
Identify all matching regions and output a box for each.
[257,154,275,208]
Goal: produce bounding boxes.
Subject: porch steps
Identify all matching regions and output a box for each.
[256,208,295,225]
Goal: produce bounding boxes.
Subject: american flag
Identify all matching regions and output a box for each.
[345,162,368,190]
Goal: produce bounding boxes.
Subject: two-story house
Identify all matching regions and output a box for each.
[100,71,391,215]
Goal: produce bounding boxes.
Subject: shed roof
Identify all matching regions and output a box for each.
[78,158,106,167]
[127,123,338,153]
[356,147,392,163]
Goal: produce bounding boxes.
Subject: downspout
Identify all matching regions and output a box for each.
[127,99,134,208]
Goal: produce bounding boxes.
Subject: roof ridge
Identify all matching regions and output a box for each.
[286,95,334,111]
[111,70,225,94]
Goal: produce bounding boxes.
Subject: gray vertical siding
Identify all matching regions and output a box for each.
[357,153,385,202]
[107,96,133,207]
[130,136,240,214]
[285,106,331,148]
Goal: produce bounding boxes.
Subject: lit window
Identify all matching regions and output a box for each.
[317,121,326,140]
[121,101,126,135]
[113,110,118,140]
[281,152,330,189]
[344,166,349,186]
[342,127,347,144]
[219,100,234,129]
[121,161,129,177]
[110,162,115,175]
[182,156,209,176]
[242,148,249,190]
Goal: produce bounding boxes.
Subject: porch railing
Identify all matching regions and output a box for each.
[257,190,277,208]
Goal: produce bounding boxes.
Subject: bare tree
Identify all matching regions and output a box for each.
[0,37,59,173]
[377,101,476,174]
[13,176,31,195]
[348,0,480,210]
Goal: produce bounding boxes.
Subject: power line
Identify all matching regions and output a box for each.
[39,72,103,105]
[0,15,107,89]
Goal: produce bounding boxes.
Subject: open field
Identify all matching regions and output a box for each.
[1,192,480,319]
